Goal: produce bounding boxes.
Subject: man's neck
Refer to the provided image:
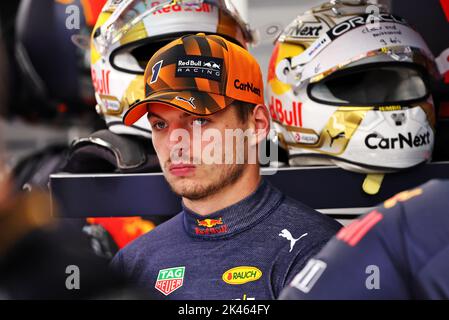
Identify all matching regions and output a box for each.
[183,166,261,216]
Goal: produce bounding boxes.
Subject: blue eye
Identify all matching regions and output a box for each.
[152,121,167,130]
[192,118,209,126]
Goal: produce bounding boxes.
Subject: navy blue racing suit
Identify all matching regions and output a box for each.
[280,179,449,300]
[111,179,341,299]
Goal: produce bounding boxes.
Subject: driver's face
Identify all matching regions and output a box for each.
[148,103,251,200]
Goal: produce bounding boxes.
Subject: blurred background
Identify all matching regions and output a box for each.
[1,0,397,167]
[5,0,449,169]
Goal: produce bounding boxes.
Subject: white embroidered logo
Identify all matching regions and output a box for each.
[279,229,308,252]
[175,96,196,109]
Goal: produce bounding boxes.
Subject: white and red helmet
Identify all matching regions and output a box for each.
[267,0,439,173]
[91,0,255,138]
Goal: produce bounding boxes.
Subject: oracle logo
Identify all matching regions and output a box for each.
[328,14,408,40]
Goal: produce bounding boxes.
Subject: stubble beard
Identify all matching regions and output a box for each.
[165,163,246,201]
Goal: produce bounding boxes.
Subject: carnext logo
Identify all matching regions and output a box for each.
[234,79,261,97]
[365,132,431,149]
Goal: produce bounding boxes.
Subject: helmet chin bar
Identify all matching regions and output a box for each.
[288,153,427,174]
[288,155,392,174]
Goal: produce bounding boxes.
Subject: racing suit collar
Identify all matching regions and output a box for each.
[182,179,284,239]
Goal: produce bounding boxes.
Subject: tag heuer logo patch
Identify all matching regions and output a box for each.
[155,266,185,296]
[176,55,223,81]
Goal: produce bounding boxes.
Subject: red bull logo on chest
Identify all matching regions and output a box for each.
[195,217,228,235]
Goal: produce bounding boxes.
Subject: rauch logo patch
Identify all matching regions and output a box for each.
[222,266,262,285]
[176,55,223,82]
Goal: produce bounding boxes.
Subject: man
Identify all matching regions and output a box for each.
[280,179,449,300]
[112,33,341,300]
[13,0,255,256]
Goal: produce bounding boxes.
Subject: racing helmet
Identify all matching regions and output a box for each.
[267,0,439,173]
[91,0,255,138]
[15,0,106,120]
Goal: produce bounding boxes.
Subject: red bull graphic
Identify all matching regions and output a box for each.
[269,96,303,127]
[197,217,223,228]
[195,217,227,235]
[150,1,212,14]
[91,69,110,95]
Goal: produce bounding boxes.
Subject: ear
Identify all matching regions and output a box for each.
[251,104,271,146]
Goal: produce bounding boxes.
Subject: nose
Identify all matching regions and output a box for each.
[167,124,191,163]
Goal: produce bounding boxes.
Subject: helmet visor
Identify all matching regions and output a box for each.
[308,63,430,106]
[110,36,179,74]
